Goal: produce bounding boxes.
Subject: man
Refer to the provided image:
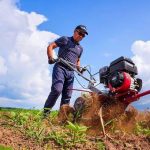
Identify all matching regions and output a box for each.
[43,25,88,116]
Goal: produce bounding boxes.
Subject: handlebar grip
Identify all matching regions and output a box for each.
[48,58,58,64]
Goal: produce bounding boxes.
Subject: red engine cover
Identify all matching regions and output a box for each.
[109,72,131,93]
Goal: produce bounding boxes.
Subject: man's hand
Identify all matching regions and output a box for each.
[48,58,57,64]
[80,67,87,74]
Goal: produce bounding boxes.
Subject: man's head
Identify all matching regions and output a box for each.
[73,25,88,42]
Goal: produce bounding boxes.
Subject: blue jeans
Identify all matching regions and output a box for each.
[44,64,74,113]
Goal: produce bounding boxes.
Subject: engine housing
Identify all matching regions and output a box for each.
[99,56,142,94]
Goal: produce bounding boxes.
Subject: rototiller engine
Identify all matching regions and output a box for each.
[56,56,150,105]
[99,56,142,102]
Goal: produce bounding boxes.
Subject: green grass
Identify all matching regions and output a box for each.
[0,145,13,150]
[97,141,105,150]
[0,107,40,113]
[134,122,150,136]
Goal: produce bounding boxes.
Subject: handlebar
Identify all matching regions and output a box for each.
[49,57,96,84]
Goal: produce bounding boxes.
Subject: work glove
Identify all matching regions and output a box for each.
[48,58,57,64]
[80,67,87,74]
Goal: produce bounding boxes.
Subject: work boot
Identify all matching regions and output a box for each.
[42,108,51,119]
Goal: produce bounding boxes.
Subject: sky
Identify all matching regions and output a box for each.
[0,0,150,110]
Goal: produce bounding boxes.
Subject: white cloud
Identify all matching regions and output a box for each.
[131,40,150,105]
[0,56,8,75]
[0,0,59,108]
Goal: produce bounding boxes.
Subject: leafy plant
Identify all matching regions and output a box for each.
[24,123,46,143]
[1,109,48,144]
[1,110,30,128]
[22,111,48,143]
[134,122,150,136]
[97,141,105,150]
[48,130,67,147]
[65,121,88,146]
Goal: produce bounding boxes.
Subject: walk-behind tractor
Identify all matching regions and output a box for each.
[56,56,150,106]
[55,56,150,132]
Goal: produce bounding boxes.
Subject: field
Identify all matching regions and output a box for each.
[0,102,150,150]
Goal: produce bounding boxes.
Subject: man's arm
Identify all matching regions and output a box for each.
[47,42,58,59]
[76,58,87,74]
[76,58,81,72]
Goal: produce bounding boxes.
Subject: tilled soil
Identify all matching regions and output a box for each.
[0,126,45,150]
[0,125,98,150]
[0,125,150,150]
